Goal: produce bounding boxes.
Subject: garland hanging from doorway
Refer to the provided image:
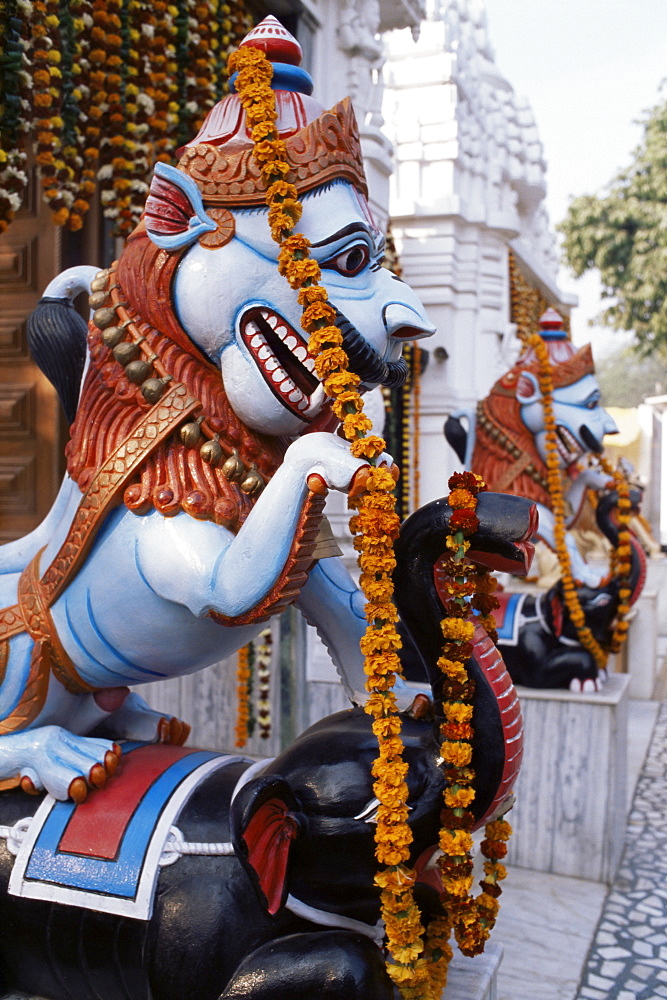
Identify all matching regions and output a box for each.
[0,0,253,235]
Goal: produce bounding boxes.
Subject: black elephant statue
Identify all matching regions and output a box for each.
[0,491,536,1000]
[491,490,646,690]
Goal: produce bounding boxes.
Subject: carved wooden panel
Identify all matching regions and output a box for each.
[0,313,28,359]
[0,159,62,543]
[0,384,35,437]
[0,455,36,515]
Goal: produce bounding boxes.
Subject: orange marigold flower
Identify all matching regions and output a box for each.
[342,411,373,437]
[448,488,475,510]
[351,435,386,460]
[441,741,473,767]
[313,347,349,378]
[441,619,476,643]
[308,326,344,353]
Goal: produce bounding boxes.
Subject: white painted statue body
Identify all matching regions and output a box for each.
[0,22,434,801]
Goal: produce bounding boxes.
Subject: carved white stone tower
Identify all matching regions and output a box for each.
[383,0,576,504]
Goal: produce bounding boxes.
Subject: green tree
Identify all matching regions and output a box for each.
[558,90,667,354]
[596,343,667,407]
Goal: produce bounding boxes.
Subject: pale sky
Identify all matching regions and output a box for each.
[484,0,667,354]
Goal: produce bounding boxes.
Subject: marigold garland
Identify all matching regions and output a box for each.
[254,626,272,739]
[0,2,254,234]
[525,331,634,669]
[235,643,252,748]
[231,43,510,998]
[228,41,430,996]
[434,471,510,959]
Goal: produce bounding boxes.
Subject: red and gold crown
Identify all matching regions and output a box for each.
[177,17,368,207]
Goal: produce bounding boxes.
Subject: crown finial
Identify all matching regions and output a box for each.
[539,307,566,339]
[240,15,302,66]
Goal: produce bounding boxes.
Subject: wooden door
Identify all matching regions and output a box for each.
[0,164,62,544]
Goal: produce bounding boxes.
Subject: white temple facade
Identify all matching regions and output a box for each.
[382,0,576,505]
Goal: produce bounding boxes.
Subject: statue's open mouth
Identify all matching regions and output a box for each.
[240,307,323,420]
[555,423,583,465]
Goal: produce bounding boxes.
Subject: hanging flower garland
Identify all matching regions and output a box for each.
[228,42,429,996]
[254,626,272,739]
[0,3,256,237]
[0,0,30,233]
[524,331,634,668]
[598,456,633,654]
[229,42,511,998]
[411,344,421,513]
[60,0,93,231]
[432,472,510,959]
[30,0,72,225]
[235,642,252,748]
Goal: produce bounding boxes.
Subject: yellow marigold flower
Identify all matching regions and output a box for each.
[297,284,327,305]
[313,347,348,378]
[363,601,400,623]
[483,860,507,880]
[391,943,425,964]
[301,300,337,329]
[444,786,475,808]
[331,387,363,412]
[441,619,475,642]
[279,256,321,287]
[372,715,403,739]
[440,872,474,897]
[359,552,397,574]
[376,843,411,866]
[361,626,402,654]
[351,435,387,460]
[440,741,473,767]
[448,488,475,509]
[437,656,469,682]
[485,818,512,840]
[443,702,473,723]
[439,828,473,855]
[308,327,344,353]
[342,411,373,436]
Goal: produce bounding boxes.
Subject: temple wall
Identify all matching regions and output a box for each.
[382,0,575,505]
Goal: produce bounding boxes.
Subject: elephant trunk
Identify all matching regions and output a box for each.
[334,309,408,389]
[595,489,647,603]
[393,492,535,826]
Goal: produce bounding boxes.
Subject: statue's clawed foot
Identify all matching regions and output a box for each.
[157,715,191,746]
[8,726,123,802]
[569,670,606,694]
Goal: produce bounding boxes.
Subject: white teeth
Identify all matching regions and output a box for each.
[276,326,288,339]
[265,356,279,371]
[304,384,326,415]
[258,345,272,361]
[251,334,265,350]
[297,398,310,411]
[246,320,259,335]
[304,357,315,373]
[289,388,303,403]
[284,335,297,350]
[282,378,296,393]
[266,314,278,329]
[272,367,287,383]
[294,346,307,361]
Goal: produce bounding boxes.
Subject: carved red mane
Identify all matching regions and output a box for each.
[67,225,287,531]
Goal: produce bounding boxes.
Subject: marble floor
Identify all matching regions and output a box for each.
[490,698,662,1000]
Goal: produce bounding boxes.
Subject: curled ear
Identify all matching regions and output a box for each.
[231,775,304,915]
[144,162,217,250]
[515,369,542,405]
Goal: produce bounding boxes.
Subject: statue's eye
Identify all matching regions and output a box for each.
[586,398,599,409]
[325,243,370,277]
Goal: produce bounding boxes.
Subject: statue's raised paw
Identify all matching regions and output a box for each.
[157,715,191,746]
[10,726,122,802]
